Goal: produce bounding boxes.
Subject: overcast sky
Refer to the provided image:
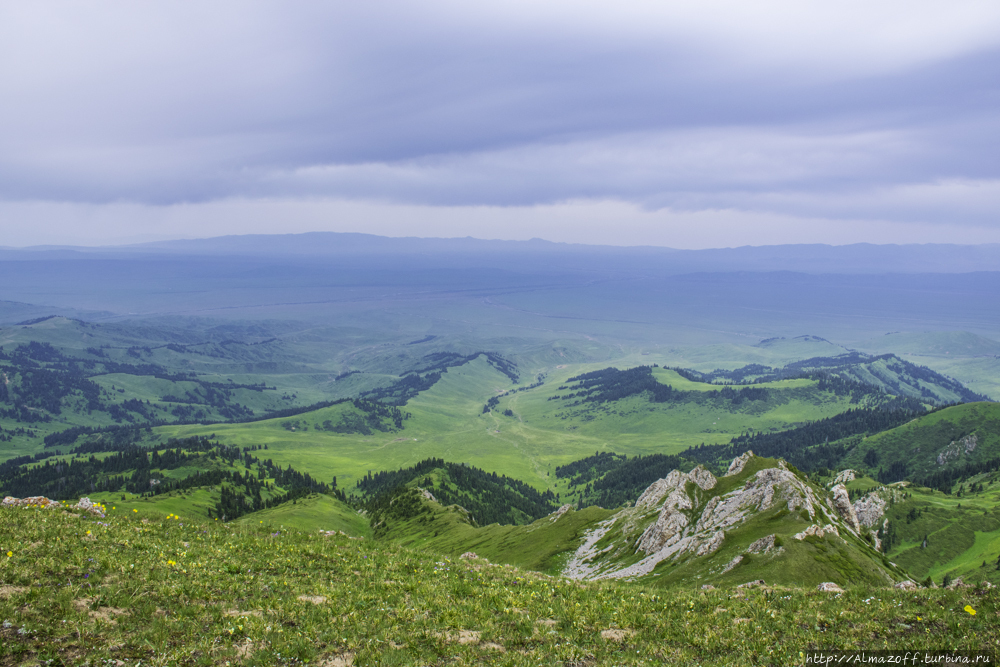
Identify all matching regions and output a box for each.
[2,1,1000,248]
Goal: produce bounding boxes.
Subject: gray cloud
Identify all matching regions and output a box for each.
[1,1,1000,239]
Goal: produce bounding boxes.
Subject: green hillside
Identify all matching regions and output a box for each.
[3,504,994,665]
[843,402,1000,486]
[141,355,934,495]
[366,455,908,591]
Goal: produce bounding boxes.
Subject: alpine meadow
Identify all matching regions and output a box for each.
[1,237,999,665]
[8,3,1000,663]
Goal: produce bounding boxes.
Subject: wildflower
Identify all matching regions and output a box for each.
[86,531,91,536]
[133,509,138,513]
[5,551,11,558]
[964,605,976,616]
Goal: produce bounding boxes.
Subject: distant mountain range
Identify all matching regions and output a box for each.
[4,233,1000,274]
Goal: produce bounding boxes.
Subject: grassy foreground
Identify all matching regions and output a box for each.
[2,505,998,666]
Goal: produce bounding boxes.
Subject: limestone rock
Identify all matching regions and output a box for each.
[721,555,743,573]
[695,531,725,556]
[634,470,688,509]
[548,504,574,523]
[725,451,754,476]
[937,434,978,465]
[3,495,60,509]
[793,524,839,540]
[894,581,919,590]
[746,535,776,554]
[736,579,765,589]
[946,577,970,590]
[2,495,105,518]
[853,491,887,529]
[829,484,860,533]
[832,469,856,485]
[418,488,437,503]
[687,465,717,491]
[636,487,692,553]
[817,582,844,593]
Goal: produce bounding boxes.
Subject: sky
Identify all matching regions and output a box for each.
[2,1,1000,248]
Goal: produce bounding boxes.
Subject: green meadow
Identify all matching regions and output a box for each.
[152,356,865,494]
[2,504,997,666]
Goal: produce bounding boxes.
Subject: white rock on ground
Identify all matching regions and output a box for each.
[725,451,755,476]
[829,484,861,534]
[853,491,887,529]
[564,455,840,581]
[832,470,857,485]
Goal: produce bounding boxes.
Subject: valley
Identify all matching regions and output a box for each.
[2,239,1000,664]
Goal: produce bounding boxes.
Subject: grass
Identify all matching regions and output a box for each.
[843,402,1000,481]
[147,357,868,498]
[3,504,998,666]
[886,478,1000,584]
[233,493,371,537]
[372,456,909,591]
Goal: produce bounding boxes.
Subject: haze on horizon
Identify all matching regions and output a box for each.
[2,1,1000,249]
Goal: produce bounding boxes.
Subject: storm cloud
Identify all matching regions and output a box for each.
[2,1,999,245]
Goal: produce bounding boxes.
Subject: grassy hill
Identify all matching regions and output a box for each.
[842,402,1000,485]
[3,502,995,665]
[141,355,934,496]
[367,455,910,591]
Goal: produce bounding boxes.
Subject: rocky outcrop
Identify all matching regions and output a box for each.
[725,451,754,476]
[829,484,860,533]
[562,454,896,586]
[635,466,716,510]
[3,496,60,509]
[548,504,573,523]
[832,469,856,485]
[695,531,725,556]
[565,456,833,581]
[853,492,887,529]
[937,434,977,465]
[793,523,839,540]
[2,495,105,517]
[746,534,776,554]
[688,466,718,491]
[721,555,743,573]
[418,488,437,503]
[817,582,844,592]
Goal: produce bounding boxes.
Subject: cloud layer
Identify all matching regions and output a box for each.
[2,1,999,245]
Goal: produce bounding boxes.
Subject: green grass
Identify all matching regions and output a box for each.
[843,402,1000,481]
[886,478,1000,584]
[3,504,997,666]
[143,356,867,499]
[234,492,371,537]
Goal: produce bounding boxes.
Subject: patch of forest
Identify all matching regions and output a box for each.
[553,365,768,407]
[686,353,990,404]
[0,435,338,521]
[680,405,929,473]
[555,451,695,509]
[361,351,518,405]
[0,341,276,426]
[357,457,557,528]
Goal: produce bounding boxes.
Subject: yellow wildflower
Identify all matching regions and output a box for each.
[964,605,976,616]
